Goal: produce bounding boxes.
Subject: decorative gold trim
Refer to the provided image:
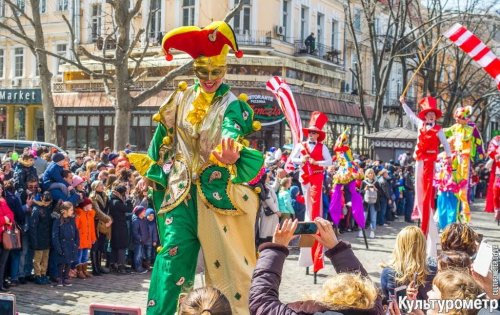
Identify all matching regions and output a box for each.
[196,162,246,216]
[157,154,192,215]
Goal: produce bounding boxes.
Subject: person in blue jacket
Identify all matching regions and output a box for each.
[41,153,71,195]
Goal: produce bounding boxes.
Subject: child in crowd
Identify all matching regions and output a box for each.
[72,175,87,199]
[13,152,38,194]
[290,186,305,222]
[41,153,71,195]
[145,208,158,269]
[29,191,54,285]
[131,206,148,274]
[277,177,295,222]
[178,287,232,315]
[52,201,79,287]
[75,198,96,279]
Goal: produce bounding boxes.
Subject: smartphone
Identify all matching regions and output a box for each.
[473,241,493,277]
[89,304,141,315]
[0,293,16,315]
[413,272,418,284]
[394,285,408,312]
[293,222,318,235]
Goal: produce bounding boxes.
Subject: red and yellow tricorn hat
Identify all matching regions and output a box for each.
[161,21,243,65]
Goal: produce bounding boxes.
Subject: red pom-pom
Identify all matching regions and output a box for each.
[166,53,173,61]
[235,50,243,58]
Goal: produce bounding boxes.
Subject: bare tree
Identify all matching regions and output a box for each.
[0,0,57,143]
[0,0,243,150]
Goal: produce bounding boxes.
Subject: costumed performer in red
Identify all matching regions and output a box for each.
[485,135,500,221]
[400,96,451,258]
[290,111,332,273]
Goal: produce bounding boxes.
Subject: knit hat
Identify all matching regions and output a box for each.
[145,208,155,217]
[133,206,146,216]
[108,153,119,162]
[52,152,65,163]
[114,185,127,195]
[79,197,93,208]
[97,162,107,170]
[71,175,85,187]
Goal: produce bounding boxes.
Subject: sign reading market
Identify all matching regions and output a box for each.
[246,94,284,126]
[0,89,42,105]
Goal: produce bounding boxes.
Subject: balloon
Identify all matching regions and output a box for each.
[11,152,19,161]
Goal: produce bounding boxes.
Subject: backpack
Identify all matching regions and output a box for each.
[363,180,378,204]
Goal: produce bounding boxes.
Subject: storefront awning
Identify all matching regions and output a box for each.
[231,88,373,119]
[53,91,171,108]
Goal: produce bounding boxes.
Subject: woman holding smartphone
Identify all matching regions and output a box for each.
[249,218,383,314]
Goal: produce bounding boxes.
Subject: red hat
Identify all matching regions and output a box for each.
[303,111,328,142]
[79,198,92,208]
[161,21,243,61]
[418,96,442,120]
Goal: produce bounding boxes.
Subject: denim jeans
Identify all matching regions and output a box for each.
[9,249,21,281]
[144,245,154,263]
[77,249,89,265]
[18,232,34,278]
[404,191,415,222]
[364,203,377,230]
[377,197,388,225]
[133,244,144,271]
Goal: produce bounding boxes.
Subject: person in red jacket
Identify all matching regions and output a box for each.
[290,111,332,273]
[400,96,451,258]
[0,184,15,291]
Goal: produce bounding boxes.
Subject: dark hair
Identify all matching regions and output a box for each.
[42,191,53,203]
[114,184,127,195]
[21,152,35,160]
[3,179,14,192]
[27,176,38,184]
[179,287,232,315]
[106,174,118,189]
[438,250,472,272]
[62,170,72,178]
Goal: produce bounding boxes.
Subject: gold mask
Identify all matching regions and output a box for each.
[194,64,227,81]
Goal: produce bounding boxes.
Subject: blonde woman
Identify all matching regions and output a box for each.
[380,226,437,300]
[250,218,383,314]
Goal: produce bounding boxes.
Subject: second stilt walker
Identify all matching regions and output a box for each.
[290,111,332,273]
[128,21,264,315]
[400,96,451,257]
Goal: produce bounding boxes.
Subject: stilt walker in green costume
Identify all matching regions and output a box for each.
[128,21,264,315]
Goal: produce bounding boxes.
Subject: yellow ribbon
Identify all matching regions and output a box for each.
[186,89,216,126]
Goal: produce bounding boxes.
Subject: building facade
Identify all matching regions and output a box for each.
[0,0,382,154]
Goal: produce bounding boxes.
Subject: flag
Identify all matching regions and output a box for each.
[266,76,303,172]
[444,23,500,90]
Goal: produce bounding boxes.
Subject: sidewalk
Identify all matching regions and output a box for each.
[12,200,498,314]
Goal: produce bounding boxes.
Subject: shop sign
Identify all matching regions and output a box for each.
[246,94,284,125]
[0,89,42,105]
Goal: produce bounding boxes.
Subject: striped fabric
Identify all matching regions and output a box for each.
[444,23,500,90]
[266,76,303,172]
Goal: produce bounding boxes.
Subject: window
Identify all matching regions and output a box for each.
[14,47,23,78]
[16,0,25,13]
[182,0,195,26]
[371,66,376,95]
[233,0,251,35]
[353,9,361,32]
[331,19,338,49]
[374,18,380,36]
[351,54,358,92]
[56,44,67,74]
[0,0,5,17]
[317,13,324,45]
[0,50,3,78]
[57,0,68,11]
[91,4,102,42]
[282,0,290,41]
[300,6,309,41]
[149,0,162,39]
[40,0,46,13]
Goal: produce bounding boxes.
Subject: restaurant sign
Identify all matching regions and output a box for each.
[0,89,42,105]
[246,94,284,126]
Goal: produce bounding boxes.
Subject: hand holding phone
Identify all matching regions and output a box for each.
[311,218,339,250]
[473,241,493,277]
[293,222,318,235]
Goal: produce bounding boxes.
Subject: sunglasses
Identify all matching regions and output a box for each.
[309,131,318,135]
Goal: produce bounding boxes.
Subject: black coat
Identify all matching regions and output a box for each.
[249,241,383,315]
[109,193,131,249]
[4,190,26,227]
[13,163,38,194]
[29,203,53,250]
[52,217,79,264]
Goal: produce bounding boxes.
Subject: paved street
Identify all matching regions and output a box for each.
[12,200,499,314]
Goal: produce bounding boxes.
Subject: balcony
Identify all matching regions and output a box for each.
[383,92,417,112]
[234,30,272,47]
[294,40,343,65]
